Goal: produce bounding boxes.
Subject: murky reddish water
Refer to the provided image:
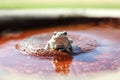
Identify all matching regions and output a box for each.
[0,23,120,76]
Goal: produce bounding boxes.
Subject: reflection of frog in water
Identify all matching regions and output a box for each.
[52,56,72,75]
[45,31,73,53]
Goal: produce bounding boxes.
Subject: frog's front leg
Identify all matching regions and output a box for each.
[69,38,73,44]
[45,42,50,50]
[66,47,73,53]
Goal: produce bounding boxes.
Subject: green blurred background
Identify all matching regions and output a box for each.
[0,0,120,9]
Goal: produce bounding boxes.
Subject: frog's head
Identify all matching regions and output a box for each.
[52,31,67,38]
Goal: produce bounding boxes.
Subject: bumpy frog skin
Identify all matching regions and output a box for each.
[45,31,73,53]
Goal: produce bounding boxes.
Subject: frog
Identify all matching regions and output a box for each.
[45,31,73,53]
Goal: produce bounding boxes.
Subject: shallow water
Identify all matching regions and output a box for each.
[0,23,120,79]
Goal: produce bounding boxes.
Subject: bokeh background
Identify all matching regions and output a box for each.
[0,0,120,9]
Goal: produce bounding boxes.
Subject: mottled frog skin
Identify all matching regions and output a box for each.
[45,31,73,53]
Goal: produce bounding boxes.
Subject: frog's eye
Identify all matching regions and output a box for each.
[63,31,67,35]
[53,32,57,35]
